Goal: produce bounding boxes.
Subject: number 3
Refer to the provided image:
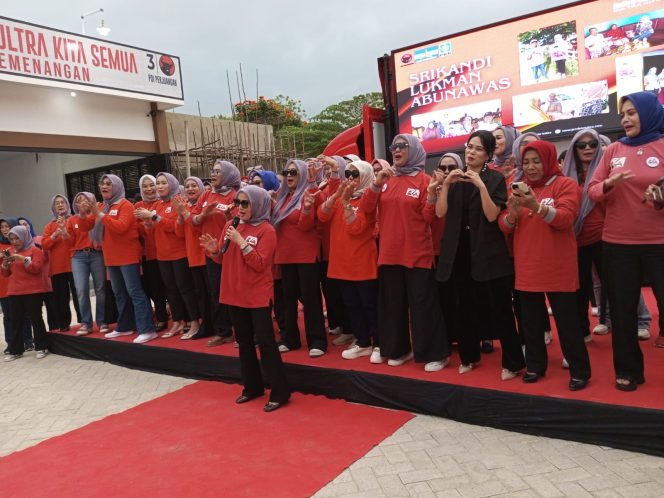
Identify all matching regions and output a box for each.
[146,54,155,70]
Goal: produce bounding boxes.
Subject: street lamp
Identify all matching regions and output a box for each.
[80,8,111,36]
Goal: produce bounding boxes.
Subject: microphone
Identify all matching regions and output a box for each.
[221,217,240,254]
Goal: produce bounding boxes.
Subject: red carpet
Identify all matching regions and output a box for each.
[0,381,413,497]
[55,288,662,411]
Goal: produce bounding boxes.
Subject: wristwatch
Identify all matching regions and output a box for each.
[151,214,159,222]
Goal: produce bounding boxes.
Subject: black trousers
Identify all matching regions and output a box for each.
[158,258,201,322]
[142,258,168,323]
[273,278,286,332]
[280,262,327,351]
[513,289,551,340]
[378,265,449,362]
[8,293,47,354]
[577,242,603,337]
[338,279,378,348]
[229,305,291,403]
[205,257,233,337]
[320,261,351,332]
[603,242,664,382]
[191,265,212,337]
[520,291,591,380]
[50,272,81,329]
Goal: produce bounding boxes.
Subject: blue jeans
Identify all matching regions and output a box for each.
[72,250,106,328]
[107,264,154,335]
[1,296,33,348]
[604,291,651,330]
[531,63,546,81]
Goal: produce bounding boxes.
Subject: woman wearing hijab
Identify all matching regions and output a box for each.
[434,131,525,379]
[172,176,213,340]
[491,126,520,184]
[271,159,327,357]
[318,160,379,360]
[588,91,664,391]
[192,159,241,346]
[134,175,168,332]
[79,174,156,344]
[136,172,202,339]
[67,193,107,336]
[1,225,49,361]
[41,195,82,332]
[500,140,591,390]
[201,186,290,412]
[250,170,280,193]
[361,134,450,371]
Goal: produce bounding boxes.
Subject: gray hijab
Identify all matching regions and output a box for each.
[392,134,426,176]
[156,172,180,201]
[270,159,310,228]
[9,225,35,251]
[512,132,541,181]
[50,194,72,219]
[493,126,520,166]
[90,174,125,244]
[213,160,241,194]
[238,185,272,225]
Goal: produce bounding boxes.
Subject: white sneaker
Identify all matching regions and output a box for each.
[544,331,552,345]
[105,330,133,339]
[4,354,22,362]
[332,333,355,346]
[76,324,90,336]
[35,350,49,359]
[370,347,386,364]
[278,344,290,353]
[341,344,372,360]
[547,307,553,315]
[584,334,593,343]
[309,348,325,358]
[133,332,158,344]
[387,351,414,367]
[328,326,342,335]
[591,307,599,317]
[425,357,449,372]
[562,358,569,369]
[638,328,651,340]
[593,324,609,335]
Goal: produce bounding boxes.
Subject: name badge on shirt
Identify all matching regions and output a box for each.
[74,224,79,229]
[216,203,227,211]
[646,156,660,168]
[405,188,420,199]
[381,184,388,193]
[202,201,208,208]
[541,198,555,207]
[610,157,626,170]
[245,236,258,246]
[165,207,172,214]
[109,209,118,216]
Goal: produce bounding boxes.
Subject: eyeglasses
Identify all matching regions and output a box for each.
[574,140,599,150]
[282,169,298,177]
[389,143,409,152]
[209,169,222,176]
[344,170,360,179]
[438,164,459,172]
[233,199,250,208]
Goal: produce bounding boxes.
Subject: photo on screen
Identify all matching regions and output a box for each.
[642,50,664,103]
[583,8,664,59]
[410,99,502,141]
[512,80,609,127]
[517,21,578,87]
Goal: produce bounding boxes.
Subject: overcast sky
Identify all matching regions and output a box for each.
[3,0,573,118]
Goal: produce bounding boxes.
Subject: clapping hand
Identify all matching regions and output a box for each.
[199,233,220,254]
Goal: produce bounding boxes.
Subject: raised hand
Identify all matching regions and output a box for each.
[199,233,220,254]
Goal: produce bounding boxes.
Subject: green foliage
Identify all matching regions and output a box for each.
[233,95,304,130]
[518,21,576,45]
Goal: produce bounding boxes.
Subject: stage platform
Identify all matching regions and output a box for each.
[47,290,664,457]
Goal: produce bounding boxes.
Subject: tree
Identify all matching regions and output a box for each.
[232,95,305,130]
[312,92,384,131]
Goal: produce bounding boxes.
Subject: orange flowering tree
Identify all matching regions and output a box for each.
[233,95,304,130]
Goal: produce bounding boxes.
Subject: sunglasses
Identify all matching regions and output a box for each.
[233,199,250,208]
[438,164,459,172]
[344,170,360,179]
[575,140,599,150]
[282,169,298,177]
[389,143,409,152]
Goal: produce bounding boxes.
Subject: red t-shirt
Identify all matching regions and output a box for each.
[1,246,47,295]
[360,172,436,269]
[317,196,378,281]
[41,219,73,276]
[174,204,206,267]
[588,139,664,245]
[153,199,187,261]
[500,176,580,292]
[217,221,276,308]
[135,200,159,260]
[66,216,96,255]
[274,189,322,264]
[192,190,237,240]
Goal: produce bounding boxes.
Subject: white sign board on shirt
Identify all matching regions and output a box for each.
[0,16,184,105]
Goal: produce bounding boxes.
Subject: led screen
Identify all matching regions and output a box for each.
[393,0,664,153]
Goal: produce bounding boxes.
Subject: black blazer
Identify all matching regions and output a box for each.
[436,168,514,282]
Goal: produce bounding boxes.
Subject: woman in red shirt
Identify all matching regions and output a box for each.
[361,134,450,372]
[41,195,81,332]
[271,159,327,357]
[80,174,156,344]
[173,176,212,340]
[318,160,379,360]
[1,226,49,361]
[192,160,240,346]
[500,140,591,390]
[201,186,290,412]
[135,175,168,332]
[588,91,664,391]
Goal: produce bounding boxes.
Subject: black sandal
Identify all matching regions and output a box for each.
[615,378,637,391]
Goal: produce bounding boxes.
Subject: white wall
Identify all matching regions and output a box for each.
[0,81,156,141]
[0,152,141,232]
